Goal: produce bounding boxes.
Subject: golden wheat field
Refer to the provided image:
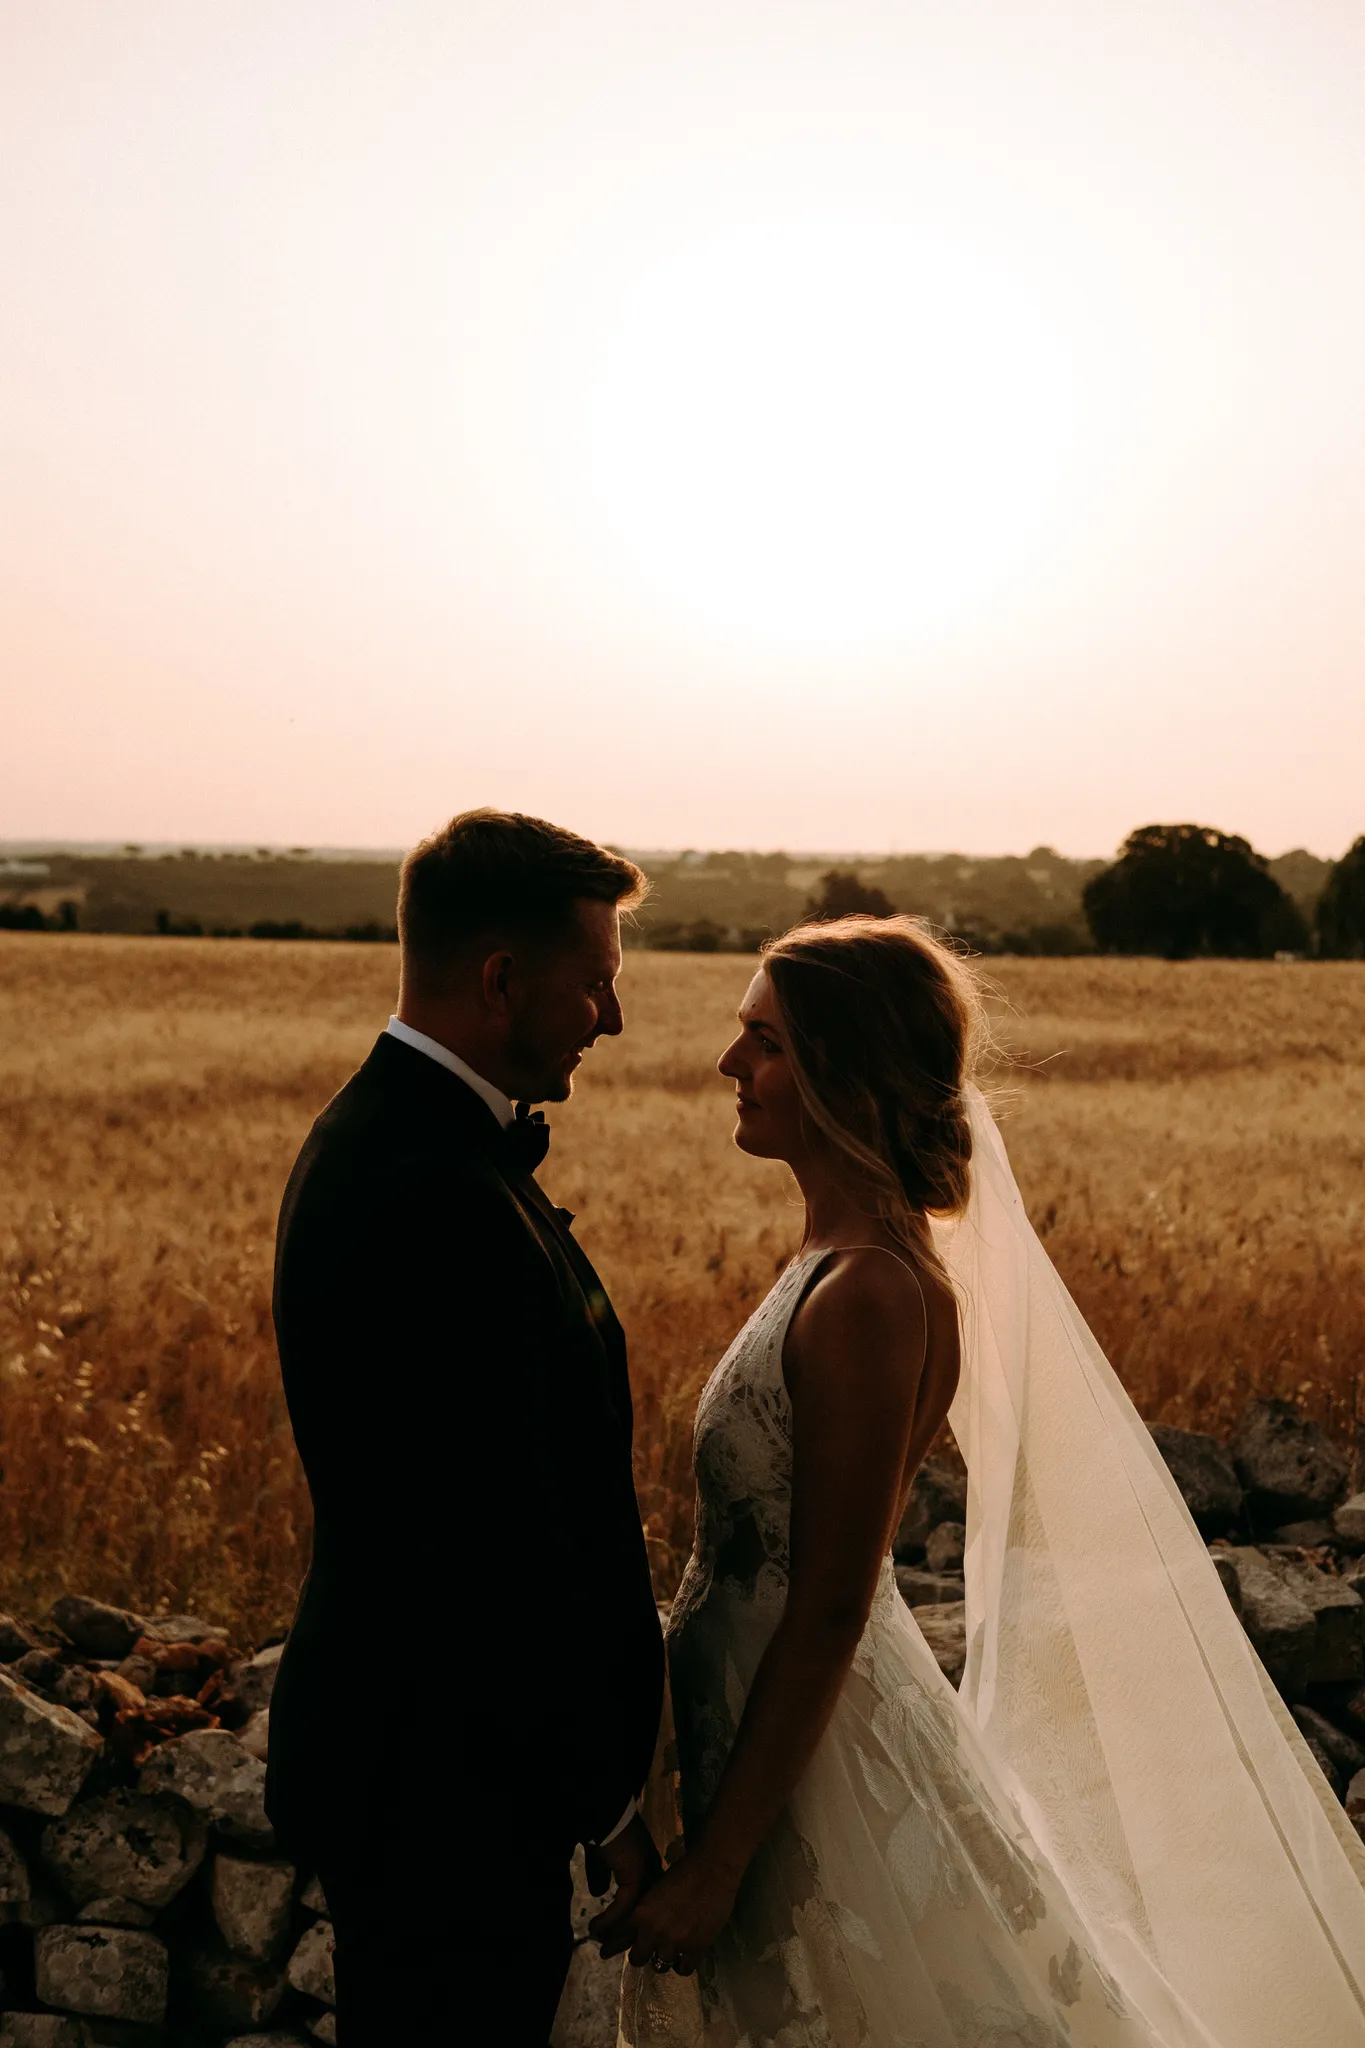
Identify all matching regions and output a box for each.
[2,933,1363,1645]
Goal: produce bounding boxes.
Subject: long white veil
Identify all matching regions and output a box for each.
[936,1086,1365,2045]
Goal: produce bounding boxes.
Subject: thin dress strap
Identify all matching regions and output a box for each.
[790,1242,929,1375]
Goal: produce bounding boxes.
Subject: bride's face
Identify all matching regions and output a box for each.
[717,968,808,1161]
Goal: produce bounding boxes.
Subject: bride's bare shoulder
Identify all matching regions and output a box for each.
[784,1244,945,1397]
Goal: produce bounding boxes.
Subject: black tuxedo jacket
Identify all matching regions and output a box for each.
[266,1031,664,1856]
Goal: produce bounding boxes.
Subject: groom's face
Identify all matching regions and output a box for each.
[501,897,625,1102]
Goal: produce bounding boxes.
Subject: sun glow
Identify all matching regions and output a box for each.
[563,219,1099,658]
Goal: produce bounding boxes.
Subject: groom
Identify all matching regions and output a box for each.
[267,810,666,2042]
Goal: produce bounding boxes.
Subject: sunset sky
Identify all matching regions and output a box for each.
[4,0,1363,857]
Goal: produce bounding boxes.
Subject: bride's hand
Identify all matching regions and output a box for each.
[593,1849,739,1973]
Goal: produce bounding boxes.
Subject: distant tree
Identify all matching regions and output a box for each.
[1316,837,1365,959]
[804,870,896,921]
[0,904,48,931]
[1083,825,1308,959]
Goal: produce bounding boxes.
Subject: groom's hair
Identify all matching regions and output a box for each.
[398,809,645,983]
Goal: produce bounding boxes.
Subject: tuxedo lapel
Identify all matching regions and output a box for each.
[498,1164,633,1435]
[353,1034,632,1433]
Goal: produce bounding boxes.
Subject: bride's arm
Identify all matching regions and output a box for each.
[596,1249,936,1972]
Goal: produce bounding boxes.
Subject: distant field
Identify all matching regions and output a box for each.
[1,935,1362,1643]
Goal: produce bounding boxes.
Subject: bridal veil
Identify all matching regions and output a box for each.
[938,1086,1365,2045]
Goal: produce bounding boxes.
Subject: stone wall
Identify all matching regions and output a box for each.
[0,1396,1361,2045]
[895,1397,1365,1823]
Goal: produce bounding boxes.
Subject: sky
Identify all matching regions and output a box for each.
[3,0,1363,858]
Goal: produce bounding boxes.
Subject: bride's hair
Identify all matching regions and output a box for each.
[763,915,987,1237]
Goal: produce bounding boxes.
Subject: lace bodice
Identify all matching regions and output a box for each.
[671,1252,809,1631]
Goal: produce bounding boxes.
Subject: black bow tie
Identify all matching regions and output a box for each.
[502,1104,550,1175]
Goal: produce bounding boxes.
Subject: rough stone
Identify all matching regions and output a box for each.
[111,1657,157,1695]
[0,1667,103,1815]
[285,1918,335,2007]
[1209,1550,1243,1613]
[1232,1399,1349,1524]
[1291,1706,1365,1780]
[307,2020,335,2047]
[41,1789,207,1909]
[52,1668,97,1718]
[298,1873,327,1915]
[14,1651,67,1695]
[1270,1521,1336,1549]
[0,1614,46,1663]
[237,1710,270,1763]
[909,1602,967,1687]
[179,1935,288,2032]
[924,1522,966,1575]
[138,1730,272,1845]
[0,2018,94,2047]
[49,1600,144,1664]
[211,1854,295,1962]
[1273,1559,1364,1684]
[136,1615,216,1647]
[1220,1547,1317,1696]
[551,1941,624,2048]
[1150,1426,1245,1534]
[236,1646,283,1721]
[203,1646,282,1732]
[895,1567,966,1609]
[893,1459,968,1561]
[75,1898,157,1929]
[34,1925,169,2024]
[1333,1496,1365,1550]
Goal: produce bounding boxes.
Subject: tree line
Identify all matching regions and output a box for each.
[803,825,1365,959]
[2,828,1362,958]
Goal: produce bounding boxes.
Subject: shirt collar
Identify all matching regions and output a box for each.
[384,1017,515,1129]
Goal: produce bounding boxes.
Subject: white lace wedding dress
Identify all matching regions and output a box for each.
[654,1247,1159,2048]
[621,1093,1365,2048]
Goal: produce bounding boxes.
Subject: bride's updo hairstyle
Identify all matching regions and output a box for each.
[763,915,987,1234]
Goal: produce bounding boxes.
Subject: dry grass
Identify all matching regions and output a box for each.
[2,936,1362,1643]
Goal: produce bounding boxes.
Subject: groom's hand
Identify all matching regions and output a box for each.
[586,1814,661,1944]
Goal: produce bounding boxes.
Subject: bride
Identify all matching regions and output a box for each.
[596,914,1365,2047]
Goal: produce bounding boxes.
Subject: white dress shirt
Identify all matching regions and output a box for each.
[382,1015,637,1848]
[385,1017,515,1127]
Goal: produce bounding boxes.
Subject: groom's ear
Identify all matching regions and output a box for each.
[480,948,517,1015]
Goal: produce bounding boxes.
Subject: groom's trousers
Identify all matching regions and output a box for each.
[313,1810,576,2045]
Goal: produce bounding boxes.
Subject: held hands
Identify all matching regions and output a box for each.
[592,1844,740,1977]
[587,1814,662,1934]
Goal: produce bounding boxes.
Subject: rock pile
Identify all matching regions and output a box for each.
[0,1602,336,2048]
[894,1397,1365,1823]
[0,1395,1359,2043]
[0,1599,622,2047]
